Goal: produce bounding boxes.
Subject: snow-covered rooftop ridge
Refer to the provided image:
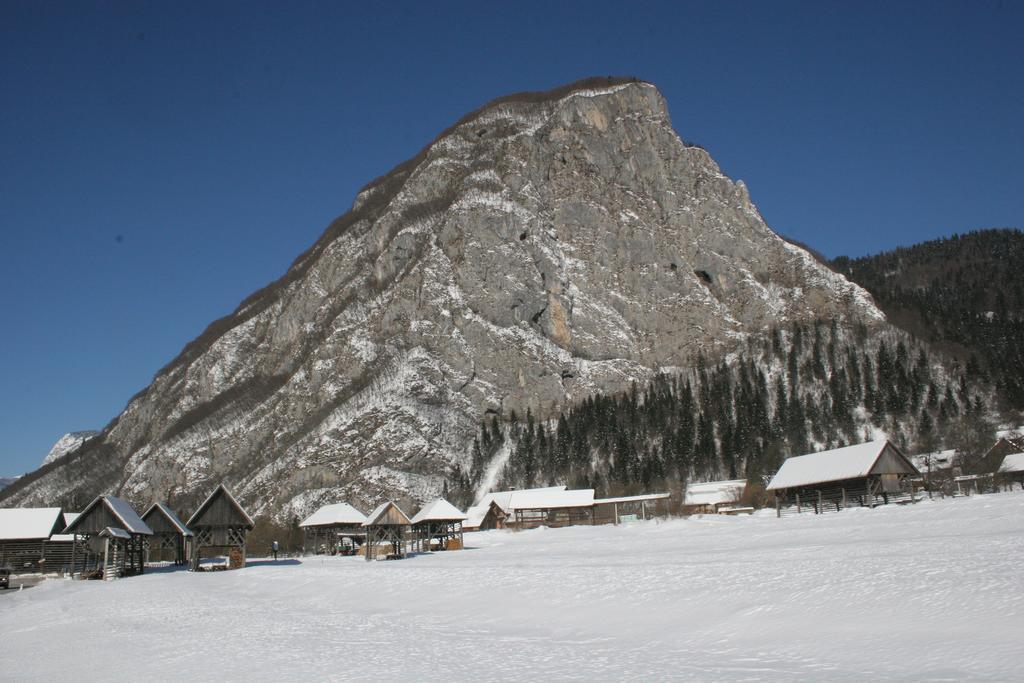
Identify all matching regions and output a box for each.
[299,502,367,528]
[143,502,193,536]
[594,493,671,505]
[0,507,64,540]
[997,452,1024,474]
[103,496,153,535]
[411,498,467,524]
[99,527,130,540]
[766,439,901,491]
[475,485,567,510]
[684,480,747,506]
[506,488,595,510]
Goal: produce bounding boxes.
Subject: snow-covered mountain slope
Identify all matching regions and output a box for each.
[41,431,99,466]
[0,476,19,491]
[0,77,884,518]
[2,492,1021,680]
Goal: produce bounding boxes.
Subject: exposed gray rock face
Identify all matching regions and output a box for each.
[0,78,883,518]
[42,431,99,466]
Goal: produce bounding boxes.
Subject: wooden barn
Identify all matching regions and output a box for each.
[299,503,366,555]
[142,502,193,565]
[997,452,1024,490]
[410,499,466,552]
[593,492,672,523]
[463,500,508,532]
[0,507,66,573]
[63,496,153,578]
[362,501,411,561]
[680,480,749,515]
[505,488,596,529]
[767,438,920,515]
[187,484,254,570]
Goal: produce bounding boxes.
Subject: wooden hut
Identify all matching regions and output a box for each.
[187,484,254,570]
[506,488,596,529]
[299,503,366,555]
[63,496,153,577]
[766,438,920,516]
[361,501,411,561]
[593,492,672,523]
[463,500,507,532]
[997,452,1024,490]
[0,507,65,573]
[680,480,748,515]
[410,499,467,552]
[142,502,193,565]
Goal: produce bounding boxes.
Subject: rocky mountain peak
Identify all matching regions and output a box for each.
[0,77,883,519]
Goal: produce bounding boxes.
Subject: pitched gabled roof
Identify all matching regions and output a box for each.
[362,501,412,526]
[187,484,255,529]
[594,493,671,505]
[475,485,568,513]
[506,488,595,510]
[998,452,1024,474]
[299,503,367,528]
[766,439,918,491]
[99,527,131,540]
[683,480,747,507]
[411,499,467,524]
[64,495,153,535]
[0,507,65,541]
[143,502,194,536]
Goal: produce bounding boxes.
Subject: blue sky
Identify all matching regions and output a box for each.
[1,1,1021,474]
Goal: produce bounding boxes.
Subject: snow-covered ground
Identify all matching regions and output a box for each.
[3,492,1022,681]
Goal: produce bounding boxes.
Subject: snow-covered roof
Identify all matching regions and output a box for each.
[362,501,412,526]
[299,503,367,528]
[99,527,131,540]
[411,499,467,524]
[63,512,79,527]
[0,507,64,540]
[143,502,194,536]
[593,493,671,505]
[997,453,1024,474]
[65,496,153,535]
[506,488,595,510]
[463,504,489,529]
[474,485,566,512]
[766,439,916,491]
[910,449,957,472]
[683,480,747,506]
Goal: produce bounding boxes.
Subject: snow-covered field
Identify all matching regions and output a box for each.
[3,493,1022,681]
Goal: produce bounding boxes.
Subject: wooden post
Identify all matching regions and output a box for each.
[613,502,619,525]
[641,500,647,521]
[816,490,822,515]
[796,492,801,513]
[775,495,781,518]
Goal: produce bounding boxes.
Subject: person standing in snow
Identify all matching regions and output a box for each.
[272,540,279,561]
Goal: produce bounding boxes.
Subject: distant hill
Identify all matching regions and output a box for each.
[0,476,20,491]
[832,229,1024,409]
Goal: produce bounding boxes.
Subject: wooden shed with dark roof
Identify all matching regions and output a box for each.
[63,495,153,577]
[187,484,254,570]
[362,501,411,561]
[142,502,193,566]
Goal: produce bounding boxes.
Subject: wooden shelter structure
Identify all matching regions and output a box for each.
[680,480,748,515]
[0,507,66,573]
[593,492,671,523]
[463,500,508,532]
[299,503,367,555]
[187,484,254,570]
[767,438,920,516]
[63,496,153,577]
[506,488,596,529]
[142,502,193,565]
[997,452,1024,490]
[362,501,411,561]
[410,499,466,552]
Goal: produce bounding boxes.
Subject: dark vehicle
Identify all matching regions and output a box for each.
[0,567,10,590]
